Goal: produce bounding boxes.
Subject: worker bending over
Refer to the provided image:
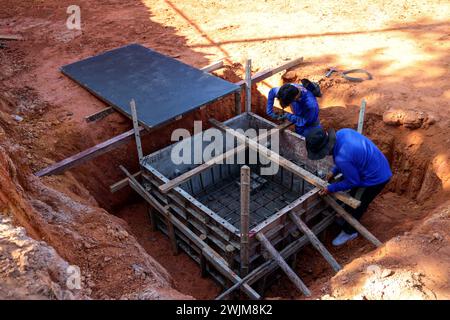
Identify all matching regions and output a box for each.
[266,83,321,137]
[305,127,392,246]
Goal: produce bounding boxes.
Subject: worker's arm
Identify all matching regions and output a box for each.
[332,166,341,176]
[327,161,361,193]
[284,92,319,128]
[266,87,278,119]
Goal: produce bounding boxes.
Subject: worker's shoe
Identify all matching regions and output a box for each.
[332,230,358,246]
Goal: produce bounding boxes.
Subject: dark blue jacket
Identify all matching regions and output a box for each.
[266,84,321,136]
[328,129,392,193]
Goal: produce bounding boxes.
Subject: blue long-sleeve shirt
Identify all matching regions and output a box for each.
[266,84,321,136]
[328,129,392,193]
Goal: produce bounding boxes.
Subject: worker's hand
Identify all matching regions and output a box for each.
[278,113,287,120]
[325,172,335,182]
[319,187,330,196]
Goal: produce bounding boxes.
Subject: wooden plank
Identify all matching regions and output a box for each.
[235,57,304,87]
[250,188,320,234]
[158,121,293,193]
[245,59,252,112]
[357,99,366,134]
[110,171,142,193]
[209,118,361,209]
[130,99,144,161]
[85,106,114,123]
[0,34,23,40]
[289,212,341,272]
[121,165,260,299]
[240,165,250,277]
[256,232,311,296]
[121,165,179,254]
[324,195,382,247]
[201,60,224,73]
[35,127,145,177]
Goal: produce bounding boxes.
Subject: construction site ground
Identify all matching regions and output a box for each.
[0,0,449,300]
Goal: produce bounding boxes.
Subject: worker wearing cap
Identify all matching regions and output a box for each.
[305,127,392,246]
[266,83,321,137]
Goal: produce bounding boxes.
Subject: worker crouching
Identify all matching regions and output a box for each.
[305,127,392,246]
[266,83,321,137]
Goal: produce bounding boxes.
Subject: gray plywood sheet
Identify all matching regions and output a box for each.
[61,44,239,129]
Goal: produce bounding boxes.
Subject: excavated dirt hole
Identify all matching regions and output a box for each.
[69,106,437,299]
[70,74,442,299]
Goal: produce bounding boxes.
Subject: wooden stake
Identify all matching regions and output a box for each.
[149,206,157,232]
[357,99,366,134]
[240,165,250,277]
[256,232,311,296]
[289,212,341,272]
[324,195,382,247]
[245,59,252,112]
[130,99,143,162]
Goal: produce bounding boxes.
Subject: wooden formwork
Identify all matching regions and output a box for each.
[134,113,333,295]
[118,112,381,299]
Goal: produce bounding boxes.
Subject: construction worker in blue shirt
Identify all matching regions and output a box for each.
[266,83,321,137]
[305,127,392,246]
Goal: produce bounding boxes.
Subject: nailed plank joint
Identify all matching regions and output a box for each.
[110,171,142,193]
[289,212,341,272]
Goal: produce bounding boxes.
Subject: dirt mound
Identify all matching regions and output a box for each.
[327,201,450,299]
[0,109,188,299]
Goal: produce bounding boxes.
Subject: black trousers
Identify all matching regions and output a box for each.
[341,179,390,234]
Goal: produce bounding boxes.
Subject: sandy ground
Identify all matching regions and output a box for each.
[0,0,449,299]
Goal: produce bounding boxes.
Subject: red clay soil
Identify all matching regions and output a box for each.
[115,202,220,299]
[1,0,449,299]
